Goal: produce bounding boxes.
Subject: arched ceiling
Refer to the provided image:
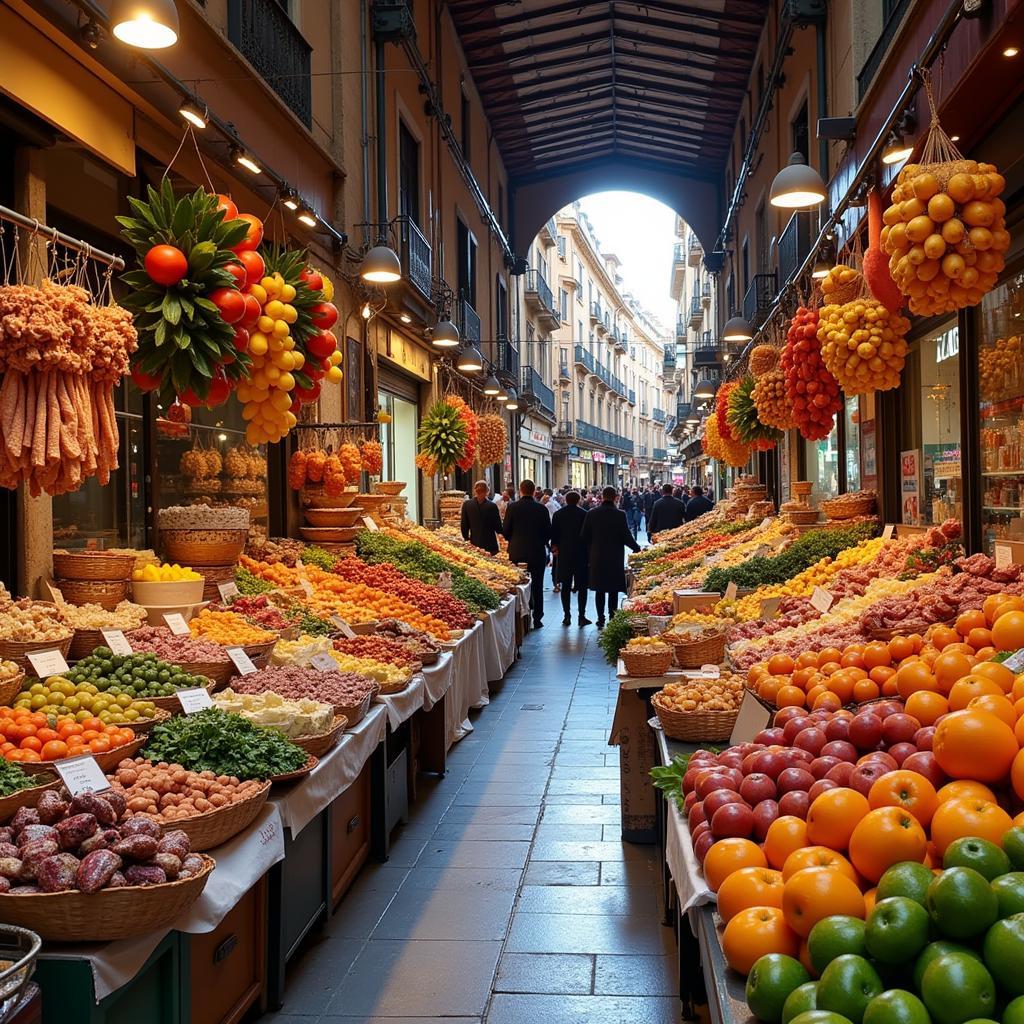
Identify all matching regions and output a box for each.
[447,0,769,241]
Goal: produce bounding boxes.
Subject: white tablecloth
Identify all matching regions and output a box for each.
[376,674,425,730]
[445,620,489,746]
[515,581,532,619]
[482,597,517,682]
[666,799,714,913]
[420,651,453,712]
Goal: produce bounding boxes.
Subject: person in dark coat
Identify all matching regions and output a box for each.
[460,480,503,555]
[580,486,641,627]
[684,484,715,521]
[648,483,687,537]
[503,479,553,628]
[550,491,590,626]
[643,487,657,523]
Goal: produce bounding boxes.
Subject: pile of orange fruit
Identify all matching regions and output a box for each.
[0,706,135,762]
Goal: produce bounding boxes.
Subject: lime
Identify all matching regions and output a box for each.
[913,941,984,992]
[783,983,820,1024]
[944,838,1012,881]
[1003,995,1024,1024]
[747,954,812,1023]
[865,897,930,964]
[808,917,868,975]
[862,990,931,1024]
[817,955,884,1024]
[878,861,937,906]
[1003,829,1024,872]
[983,916,1024,996]
[928,867,999,940]
[960,1020,999,1024]
[992,874,1024,918]
[921,952,997,1024]
[790,1013,854,1024]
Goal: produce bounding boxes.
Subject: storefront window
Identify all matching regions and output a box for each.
[378,391,420,522]
[803,423,839,503]
[845,397,861,491]
[978,270,1024,550]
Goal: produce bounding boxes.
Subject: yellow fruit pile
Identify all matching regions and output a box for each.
[819,264,862,305]
[979,336,1022,401]
[752,369,796,430]
[818,295,911,395]
[654,675,743,713]
[882,160,1009,316]
[188,610,276,646]
[132,563,202,582]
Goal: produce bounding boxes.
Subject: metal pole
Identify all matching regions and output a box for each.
[0,204,124,270]
[375,39,388,240]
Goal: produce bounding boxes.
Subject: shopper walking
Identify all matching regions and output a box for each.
[494,486,514,517]
[643,486,657,529]
[684,484,715,521]
[460,480,503,555]
[542,489,563,592]
[618,487,637,539]
[581,486,641,628]
[502,479,552,628]
[648,482,687,537]
[551,491,590,626]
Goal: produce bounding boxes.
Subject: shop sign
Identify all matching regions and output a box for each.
[606,456,617,466]
[935,326,959,364]
[901,449,922,525]
[519,427,551,450]
[164,613,190,635]
[592,451,606,463]
[27,648,70,677]
[379,328,431,381]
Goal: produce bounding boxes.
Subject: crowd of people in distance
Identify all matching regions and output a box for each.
[460,479,715,629]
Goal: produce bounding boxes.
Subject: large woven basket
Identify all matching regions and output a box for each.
[161,529,247,567]
[126,708,173,734]
[171,659,233,687]
[292,715,347,758]
[303,507,364,528]
[19,735,147,776]
[666,630,727,669]
[376,674,414,696]
[821,494,876,519]
[52,552,134,582]
[302,485,357,509]
[0,775,60,824]
[268,753,317,785]
[0,855,215,940]
[242,639,277,669]
[785,509,821,526]
[0,673,25,707]
[620,647,674,677]
[0,634,73,672]
[335,687,376,726]
[54,579,128,611]
[147,677,217,713]
[652,692,739,742]
[158,782,271,851]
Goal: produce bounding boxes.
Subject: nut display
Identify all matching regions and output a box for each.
[0,660,21,683]
[0,600,71,642]
[157,504,250,531]
[654,674,743,712]
[57,600,148,631]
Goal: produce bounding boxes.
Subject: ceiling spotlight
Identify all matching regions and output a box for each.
[686,412,699,425]
[770,152,827,209]
[694,375,716,400]
[109,0,179,48]
[361,303,372,319]
[399,313,411,324]
[297,205,318,228]
[178,99,208,130]
[881,130,914,165]
[722,314,753,343]
[360,244,401,283]
[1003,46,1019,57]
[231,146,261,175]
[482,374,501,396]
[281,188,299,211]
[950,135,961,142]
[431,320,460,349]
[504,386,520,411]
[456,345,484,374]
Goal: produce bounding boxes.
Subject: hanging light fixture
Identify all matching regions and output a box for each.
[881,130,914,165]
[694,375,716,400]
[686,410,700,425]
[504,386,520,411]
[109,0,179,49]
[361,244,401,284]
[770,152,827,209]
[722,314,753,343]
[281,188,300,211]
[494,377,510,402]
[431,320,460,349]
[482,374,501,396]
[178,98,207,130]
[231,146,261,175]
[811,252,833,280]
[456,345,484,374]
[297,205,318,228]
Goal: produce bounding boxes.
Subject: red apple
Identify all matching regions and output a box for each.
[810,755,842,780]
[742,752,764,775]
[825,762,856,786]
[755,728,787,746]
[774,706,805,727]
[752,799,780,840]
[821,739,859,763]
[753,751,788,780]
[794,727,827,757]
[740,773,777,805]
[825,717,853,743]
[783,716,812,744]
[902,750,947,788]
[850,762,889,797]
[716,751,745,772]
[809,778,840,801]
[809,710,833,723]
[777,767,815,795]
[787,748,816,767]
[849,714,884,750]
[873,701,904,719]
[688,802,706,831]
[882,713,920,746]
[858,751,898,772]
[696,772,737,801]
[704,790,749,818]
[887,742,918,766]
[684,791,699,812]
[691,821,710,844]
[913,726,936,751]
[736,742,766,757]
[694,831,715,863]
[711,802,755,839]
[778,790,811,819]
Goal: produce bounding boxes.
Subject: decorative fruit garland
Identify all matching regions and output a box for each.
[476,415,508,466]
[360,439,383,475]
[704,414,750,468]
[781,305,841,441]
[417,400,469,475]
[728,375,780,448]
[444,394,478,471]
[716,381,739,442]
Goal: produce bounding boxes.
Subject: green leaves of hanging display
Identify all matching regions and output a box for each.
[417,400,469,475]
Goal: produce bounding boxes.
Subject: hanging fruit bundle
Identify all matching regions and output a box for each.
[305,449,326,483]
[287,449,307,490]
[414,452,439,476]
[476,414,508,465]
[444,394,478,471]
[752,366,796,431]
[863,188,903,313]
[819,264,862,305]
[417,400,469,475]
[782,305,841,440]
[360,439,383,475]
[703,414,750,468]
[715,380,739,442]
[727,375,780,448]
[749,344,778,377]
[339,442,362,484]
[323,454,346,497]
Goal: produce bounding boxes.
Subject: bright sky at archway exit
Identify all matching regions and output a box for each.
[576,191,678,334]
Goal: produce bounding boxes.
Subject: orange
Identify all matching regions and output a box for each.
[820,661,842,677]
[863,887,878,915]
[758,678,782,703]
[813,691,842,712]
[948,675,1003,711]
[973,660,1015,692]
[930,797,1014,853]
[896,661,938,700]
[933,708,1019,781]
[985,594,1013,625]
[796,651,821,669]
[806,788,870,850]
[1013,748,1024,802]
[818,647,843,666]
[882,678,900,697]
[848,806,928,883]
[764,816,809,870]
[716,866,785,922]
[933,650,973,690]
[992,610,1024,652]
[869,665,896,686]
[1015,811,1024,828]
[776,685,806,708]
[968,627,994,651]
[782,867,866,936]
[792,667,817,689]
[957,609,988,635]
[931,625,960,651]
[889,636,914,662]
[722,906,800,974]
[748,664,769,685]
[782,846,859,883]
[841,651,866,670]
[826,673,856,703]
[867,769,938,826]
[768,653,796,676]
[937,779,997,804]
[1016,714,1024,745]
[968,692,1017,726]
[862,642,892,669]
[703,838,768,892]
[852,679,881,703]
[905,690,949,726]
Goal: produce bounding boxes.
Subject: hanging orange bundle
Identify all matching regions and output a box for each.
[360,439,383,475]
[305,449,326,483]
[287,450,307,490]
[339,442,362,484]
[323,454,346,497]
[782,305,842,441]
[716,381,738,441]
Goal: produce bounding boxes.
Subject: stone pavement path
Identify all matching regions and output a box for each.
[264,585,678,1024]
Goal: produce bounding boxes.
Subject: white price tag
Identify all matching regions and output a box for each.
[217,581,240,601]
[438,571,454,591]
[226,647,257,676]
[760,516,773,528]
[299,578,314,597]
[699,663,721,679]
[1003,649,1024,673]
[730,690,773,745]
[882,524,896,540]
[754,545,772,558]
[760,596,782,621]
[101,629,133,656]
[176,687,214,714]
[310,652,338,672]
[45,581,66,606]
[772,535,788,550]
[995,543,1013,569]
[27,649,70,678]
[54,754,110,796]
[362,516,379,532]
[810,587,834,613]
[724,581,738,601]
[163,613,190,635]
[331,615,356,639]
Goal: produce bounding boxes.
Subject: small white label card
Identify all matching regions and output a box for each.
[310,652,338,672]
[101,629,133,656]
[164,613,190,635]
[226,647,258,676]
[754,545,772,558]
[882,524,896,540]
[810,587,834,613]
[55,754,111,795]
[45,581,66,605]
[995,543,1013,569]
[363,516,379,532]
[729,689,773,745]
[438,571,454,591]
[217,581,240,601]
[760,596,782,621]
[1003,649,1024,673]
[177,687,214,714]
[698,663,721,679]
[27,649,70,678]
[760,516,773,528]
[724,581,738,602]
[331,615,356,639]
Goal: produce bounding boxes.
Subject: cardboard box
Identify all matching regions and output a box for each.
[609,685,658,844]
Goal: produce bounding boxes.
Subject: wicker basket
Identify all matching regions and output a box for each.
[19,735,148,776]
[292,715,347,757]
[147,677,217,713]
[160,529,248,566]
[652,692,739,742]
[785,509,821,526]
[0,855,215,940]
[373,481,406,496]
[0,775,60,823]
[666,630,727,669]
[0,673,25,707]
[303,506,365,528]
[242,639,277,670]
[126,708,174,734]
[335,687,376,725]
[418,650,439,667]
[0,634,74,673]
[269,753,317,785]
[54,579,128,611]
[376,674,414,696]
[172,659,234,686]
[620,647,674,677]
[821,494,877,519]
[158,781,271,851]
[299,525,362,544]
[869,619,953,641]
[302,485,358,509]
[52,552,134,582]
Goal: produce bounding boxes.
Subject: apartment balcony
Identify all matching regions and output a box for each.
[603,311,611,333]
[688,234,703,267]
[675,319,687,343]
[575,420,634,455]
[538,217,558,248]
[524,270,560,329]
[574,344,595,374]
[496,335,519,378]
[627,388,636,405]
[612,328,627,355]
[589,300,602,326]
[701,279,712,309]
[665,416,676,434]
[557,359,571,383]
[522,366,556,420]
[670,242,686,300]
[653,447,668,461]
[743,272,778,331]
[653,407,666,424]
[663,345,677,374]
[228,0,312,126]
[397,216,432,300]
[460,298,481,344]
[552,420,574,451]
[688,294,704,330]
[693,331,722,368]
[778,212,813,290]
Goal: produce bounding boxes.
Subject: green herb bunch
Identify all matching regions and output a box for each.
[596,609,635,665]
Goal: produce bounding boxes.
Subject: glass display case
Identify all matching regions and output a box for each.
[803,423,839,505]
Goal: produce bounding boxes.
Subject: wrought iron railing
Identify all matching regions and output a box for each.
[743,272,778,330]
[628,389,636,405]
[460,298,481,344]
[574,344,594,373]
[524,269,556,316]
[653,408,666,424]
[777,212,812,289]
[496,335,519,378]
[575,420,634,454]
[398,216,431,299]
[522,367,555,417]
[676,319,687,341]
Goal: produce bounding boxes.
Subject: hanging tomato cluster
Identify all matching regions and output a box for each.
[445,395,479,472]
[781,305,841,440]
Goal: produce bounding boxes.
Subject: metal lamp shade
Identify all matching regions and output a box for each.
[361,244,402,283]
[482,374,501,396]
[456,345,484,374]
[432,320,460,348]
[770,152,827,209]
[722,316,753,343]
[109,0,179,48]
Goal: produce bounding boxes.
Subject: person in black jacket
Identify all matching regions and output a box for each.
[642,487,657,525]
[684,484,715,521]
[503,479,553,628]
[647,483,688,537]
[551,491,590,626]
[581,486,641,627]
[460,480,503,555]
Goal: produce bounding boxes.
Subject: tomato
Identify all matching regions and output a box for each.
[231,213,264,252]
[215,194,239,220]
[88,737,111,754]
[300,267,323,291]
[294,381,321,404]
[239,293,262,328]
[131,366,163,392]
[310,302,339,330]
[35,728,58,744]
[18,736,42,752]
[206,370,232,407]
[40,740,68,760]
[166,400,192,424]
[237,249,266,286]
[144,244,188,286]
[307,330,337,361]
[225,262,247,287]
[5,750,25,762]
[20,751,41,763]
[209,287,246,325]
[81,717,103,732]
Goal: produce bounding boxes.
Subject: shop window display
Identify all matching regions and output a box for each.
[845,396,861,492]
[802,423,839,504]
[378,391,420,522]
